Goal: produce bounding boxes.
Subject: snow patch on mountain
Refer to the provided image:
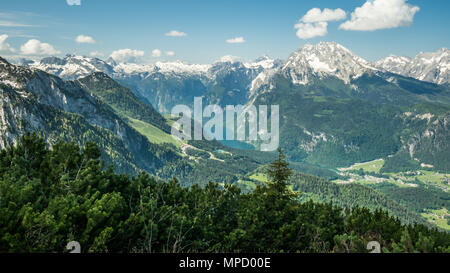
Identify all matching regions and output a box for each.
[244,56,277,70]
[156,61,211,74]
[375,48,449,84]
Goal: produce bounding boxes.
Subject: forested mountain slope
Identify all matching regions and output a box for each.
[0,57,176,174]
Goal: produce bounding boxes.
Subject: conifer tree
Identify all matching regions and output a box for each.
[266,148,293,199]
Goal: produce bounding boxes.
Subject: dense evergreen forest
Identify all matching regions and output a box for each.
[0,134,449,253]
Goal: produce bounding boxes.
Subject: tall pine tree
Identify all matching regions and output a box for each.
[266,148,294,199]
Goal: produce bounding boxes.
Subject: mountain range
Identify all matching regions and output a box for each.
[6,42,450,170]
[375,48,449,85]
[1,55,291,192]
[17,54,281,113]
[13,43,449,115]
[2,41,450,229]
[15,44,448,90]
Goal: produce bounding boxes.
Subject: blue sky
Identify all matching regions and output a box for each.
[0,0,448,63]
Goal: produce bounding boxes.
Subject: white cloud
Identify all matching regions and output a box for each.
[0,21,34,27]
[110,49,144,63]
[219,55,240,63]
[226,37,245,44]
[20,39,60,55]
[295,22,328,39]
[90,51,104,58]
[339,0,420,31]
[295,8,346,40]
[301,8,347,23]
[67,0,81,6]
[152,49,162,57]
[76,35,95,44]
[165,30,187,37]
[165,51,175,56]
[0,34,15,52]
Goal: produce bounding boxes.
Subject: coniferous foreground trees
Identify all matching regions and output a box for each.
[266,148,293,198]
[0,134,449,253]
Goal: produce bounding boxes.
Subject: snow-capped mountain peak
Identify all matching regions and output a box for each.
[27,54,114,80]
[375,48,449,84]
[375,55,412,74]
[154,61,211,74]
[23,54,212,80]
[244,55,277,70]
[110,61,212,81]
[282,41,377,85]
